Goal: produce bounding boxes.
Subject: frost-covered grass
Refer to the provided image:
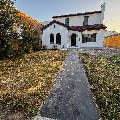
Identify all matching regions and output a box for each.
[0,50,67,118]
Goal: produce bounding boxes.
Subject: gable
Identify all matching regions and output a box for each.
[42,20,71,31]
[42,22,69,36]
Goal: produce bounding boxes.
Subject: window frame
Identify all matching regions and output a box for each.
[65,18,69,26]
[83,16,89,25]
[82,33,97,43]
[56,33,61,45]
[50,33,54,44]
[91,33,97,42]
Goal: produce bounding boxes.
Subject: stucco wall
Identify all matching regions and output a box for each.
[68,31,81,48]
[42,24,105,49]
[67,30,105,48]
[80,30,105,47]
[42,23,68,49]
[53,13,102,26]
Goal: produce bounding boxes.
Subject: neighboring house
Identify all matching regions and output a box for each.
[42,3,107,49]
[42,21,51,26]
[104,30,120,37]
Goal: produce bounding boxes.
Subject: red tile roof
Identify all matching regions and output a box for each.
[42,20,107,32]
[52,11,101,18]
[70,24,107,32]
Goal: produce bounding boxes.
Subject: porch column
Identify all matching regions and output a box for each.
[67,32,70,48]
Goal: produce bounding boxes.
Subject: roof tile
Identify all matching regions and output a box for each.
[42,20,107,32]
[52,11,101,18]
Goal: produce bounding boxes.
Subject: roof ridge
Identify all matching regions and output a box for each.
[52,11,101,18]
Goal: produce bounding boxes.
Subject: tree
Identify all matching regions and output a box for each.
[32,30,42,51]
[20,23,40,53]
[0,0,18,58]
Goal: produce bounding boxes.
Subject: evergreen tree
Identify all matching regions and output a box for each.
[20,23,40,53]
[0,0,18,58]
[32,30,41,51]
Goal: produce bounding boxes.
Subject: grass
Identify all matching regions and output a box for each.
[108,55,120,66]
[80,52,120,120]
[0,50,67,118]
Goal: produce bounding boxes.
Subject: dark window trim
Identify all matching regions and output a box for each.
[65,18,69,26]
[56,33,61,45]
[83,16,89,25]
[50,33,54,44]
[82,33,97,43]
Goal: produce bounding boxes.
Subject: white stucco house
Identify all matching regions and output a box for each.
[42,3,107,49]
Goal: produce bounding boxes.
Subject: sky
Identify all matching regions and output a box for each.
[14,0,120,33]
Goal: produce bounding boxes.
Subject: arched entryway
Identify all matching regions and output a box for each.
[71,34,76,46]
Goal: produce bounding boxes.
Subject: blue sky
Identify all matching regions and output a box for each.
[15,0,120,32]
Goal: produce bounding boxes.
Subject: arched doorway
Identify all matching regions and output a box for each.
[71,34,76,46]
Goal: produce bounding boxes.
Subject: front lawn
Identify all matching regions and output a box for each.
[0,50,67,119]
[80,52,120,120]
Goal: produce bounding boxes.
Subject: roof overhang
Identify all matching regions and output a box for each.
[42,20,107,32]
[52,11,101,18]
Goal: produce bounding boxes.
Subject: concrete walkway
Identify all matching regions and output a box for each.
[34,49,99,120]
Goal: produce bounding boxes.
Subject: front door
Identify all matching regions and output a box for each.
[71,34,76,46]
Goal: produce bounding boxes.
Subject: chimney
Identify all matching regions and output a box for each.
[100,2,106,24]
[101,2,106,13]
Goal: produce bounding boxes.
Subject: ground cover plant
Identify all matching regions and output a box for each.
[0,50,67,119]
[104,35,120,48]
[80,51,120,120]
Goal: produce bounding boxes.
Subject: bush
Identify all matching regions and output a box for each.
[42,45,47,50]
[32,40,42,51]
[108,55,120,66]
[52,44,57,50]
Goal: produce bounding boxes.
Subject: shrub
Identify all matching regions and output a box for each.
[42,45,47,50]
[52,44,57,50]
[32,40,42,51]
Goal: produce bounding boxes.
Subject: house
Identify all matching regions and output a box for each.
[42,3,107,49]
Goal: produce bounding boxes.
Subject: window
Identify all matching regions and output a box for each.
[65,18,69,26]
[82,33,97,43]
[91,33,97,42]
[83,16,89,25]
[54,25,55,28]
[82,35,88,43]
[56,33,61,45]
[50,33,54,44]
